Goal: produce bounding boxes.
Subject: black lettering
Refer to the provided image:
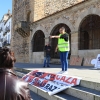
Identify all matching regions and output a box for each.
[44,84,50,89]
[98,57,100,61]
[51,86,58,91]
[48,85,53,91]
[48,85,58,91]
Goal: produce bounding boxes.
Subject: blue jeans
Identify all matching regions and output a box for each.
[43,55,50,66]
[59,51,69,71]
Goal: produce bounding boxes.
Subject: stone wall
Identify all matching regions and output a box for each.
[12,0,83,63]
[12,0,31,63]
[32,52,44,63]
[12,0,100,63]
[30,0,100,63]
[31,0,84,21]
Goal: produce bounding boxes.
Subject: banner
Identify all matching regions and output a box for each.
[22,70,81,95]
[91,54,100,69]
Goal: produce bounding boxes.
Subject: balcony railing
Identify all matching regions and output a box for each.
[14,21,30,38]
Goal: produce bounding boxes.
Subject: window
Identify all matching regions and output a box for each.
[32,30,45,52]
[79,15,100,50]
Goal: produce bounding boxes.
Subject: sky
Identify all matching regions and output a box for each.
[0,0,12,20]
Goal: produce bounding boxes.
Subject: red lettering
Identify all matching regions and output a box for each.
[60,76,66,82]
[65,77,72,84]
[55,75,60,80]
[27,76,35,82]
[70,78,77,85]
[49,74,56,81]
[39,73,48,78]
[34,78,40,86]
[76,57,80,62]
[41,80,48,87]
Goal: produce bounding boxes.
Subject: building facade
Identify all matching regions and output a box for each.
[0,21,3,47]
[12,0,100,64]
[0,11,12,48]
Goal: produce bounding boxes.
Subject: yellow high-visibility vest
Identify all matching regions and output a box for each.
[58,33,70,52]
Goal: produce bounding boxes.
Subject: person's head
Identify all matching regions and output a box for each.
[0,47,16,69]
[46,43,50,46]
[59,27,65,34]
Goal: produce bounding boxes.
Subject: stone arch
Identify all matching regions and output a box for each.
[32,30,45,52]
[75,7,100,31]
[48,17,74,34]
[79,14,100,50]
[50,23,71,59]
[31,25,46,40]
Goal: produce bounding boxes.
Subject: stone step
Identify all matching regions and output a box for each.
[80,80,100,91]
[14,67,100,91]
[64,86,100,100]
[15,70,100,100]
[14,67,29,73]
[30,90,47,100]
[29,84,80,100]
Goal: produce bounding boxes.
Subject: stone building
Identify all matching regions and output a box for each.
[0,11,12,48]
[12,0,100,64]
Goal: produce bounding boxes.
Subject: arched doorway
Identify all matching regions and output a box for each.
[32,30,45,52]
[50,24,71,59]
[79,15,100,50]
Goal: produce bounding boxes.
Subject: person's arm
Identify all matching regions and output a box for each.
[50,35,60,39]
[55,45,58,52]
[60,33,68,41]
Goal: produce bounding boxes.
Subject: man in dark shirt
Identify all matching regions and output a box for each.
[43,43,51,67]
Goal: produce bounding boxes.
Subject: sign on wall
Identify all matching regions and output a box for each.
[83,57,95,66]
[91,54,100,69]
[69,56,83,66]
[22,70,81,95]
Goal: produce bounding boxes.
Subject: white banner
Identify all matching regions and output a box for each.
[91,54,100,69]
[22,70,81,95]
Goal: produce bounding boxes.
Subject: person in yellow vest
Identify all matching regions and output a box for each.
[50,27,70,74]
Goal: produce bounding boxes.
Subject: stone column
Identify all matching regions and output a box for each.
[29,27,33,63]
[45,33,50,45]
[71,31,79,56]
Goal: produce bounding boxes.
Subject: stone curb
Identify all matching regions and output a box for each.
[64,87,100,100]
[80,80,100,91]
